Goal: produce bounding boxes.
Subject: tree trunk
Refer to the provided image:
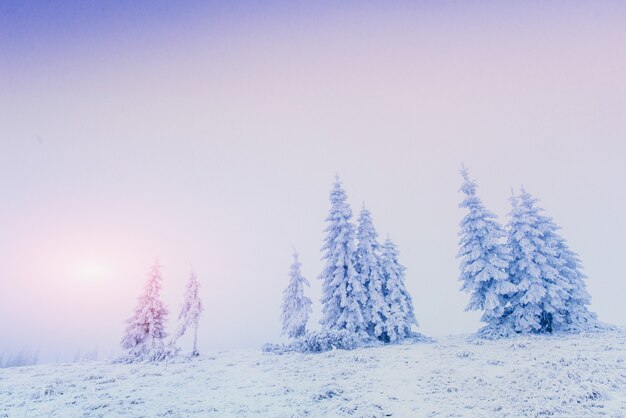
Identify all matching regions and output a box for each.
[192,324,199,356]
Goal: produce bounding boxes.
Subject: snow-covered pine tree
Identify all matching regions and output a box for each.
[380,236,417,342]
[281,250,313,339]
[355,205,390,341]
[457,166,515,337]
[551,234,599,332]
[176,270,203,356]
[121,261,170,361]
[319,176,368,337]
[524,192,599,332]
[506,188,571,334]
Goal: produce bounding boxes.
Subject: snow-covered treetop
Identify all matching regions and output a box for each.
[458,165,501,229]
[356,204,381,272]
[134,261,168,332]
[288,249,308,284]
[322,176,355,251]
[459,164,477,196]
[381,237,405,283]
[507,187,556,261]
[357,205,378,244]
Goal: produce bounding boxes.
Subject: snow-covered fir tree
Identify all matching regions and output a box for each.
[380,236,417,342]
[121,261,170,361]
[506,188,571,334]
[281,250,312,339]
[521,190,599,332]
[457,166,516,337]
[355,205,390,341]
[319,176,368,336]
[176,270,203,356]
[550,233,598,331]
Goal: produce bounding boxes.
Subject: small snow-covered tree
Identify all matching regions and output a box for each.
[176,270,203,356]
[380,237,417,342]
[506,188,571,334]
[355,205,390,341]
[121,261,170,361]
[457,166,515,336]
[281,250,312,339]
[319,176,368,337]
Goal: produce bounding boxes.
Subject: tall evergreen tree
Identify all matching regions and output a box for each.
[523,191,598,332]
[319,176,368,336]
[355,205,390,341]
[176,270,203,356]
[457,166,515,335]
[380,237,417,342]
[281,250,313,339]
[506,188,571,333]
[121,261,170,361]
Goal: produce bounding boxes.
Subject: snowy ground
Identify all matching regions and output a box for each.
[1,329,624,417]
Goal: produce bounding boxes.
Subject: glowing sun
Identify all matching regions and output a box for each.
[71,261,108,282]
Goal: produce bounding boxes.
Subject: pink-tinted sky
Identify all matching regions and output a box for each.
[1,1,626,361]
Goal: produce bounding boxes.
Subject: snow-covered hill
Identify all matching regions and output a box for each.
[1,329,624,417]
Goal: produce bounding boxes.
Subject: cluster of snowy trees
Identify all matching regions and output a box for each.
[458,166,602,338]
[0,349,39,368]
[120,262,203,362]
[281,177,419,345]
[120,168,606,359]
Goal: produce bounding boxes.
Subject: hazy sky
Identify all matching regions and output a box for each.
[1,1,625,362]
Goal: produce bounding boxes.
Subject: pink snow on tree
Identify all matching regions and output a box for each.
[175,270,203,356]
[120,261,170,362]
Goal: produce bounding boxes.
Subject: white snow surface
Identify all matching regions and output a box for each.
[1,329,624,417]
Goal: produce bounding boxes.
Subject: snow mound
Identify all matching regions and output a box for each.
[1,329,624,417]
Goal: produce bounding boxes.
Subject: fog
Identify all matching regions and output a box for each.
[1,1,625,362]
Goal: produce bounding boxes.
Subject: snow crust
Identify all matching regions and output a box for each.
[1,329,624,417]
